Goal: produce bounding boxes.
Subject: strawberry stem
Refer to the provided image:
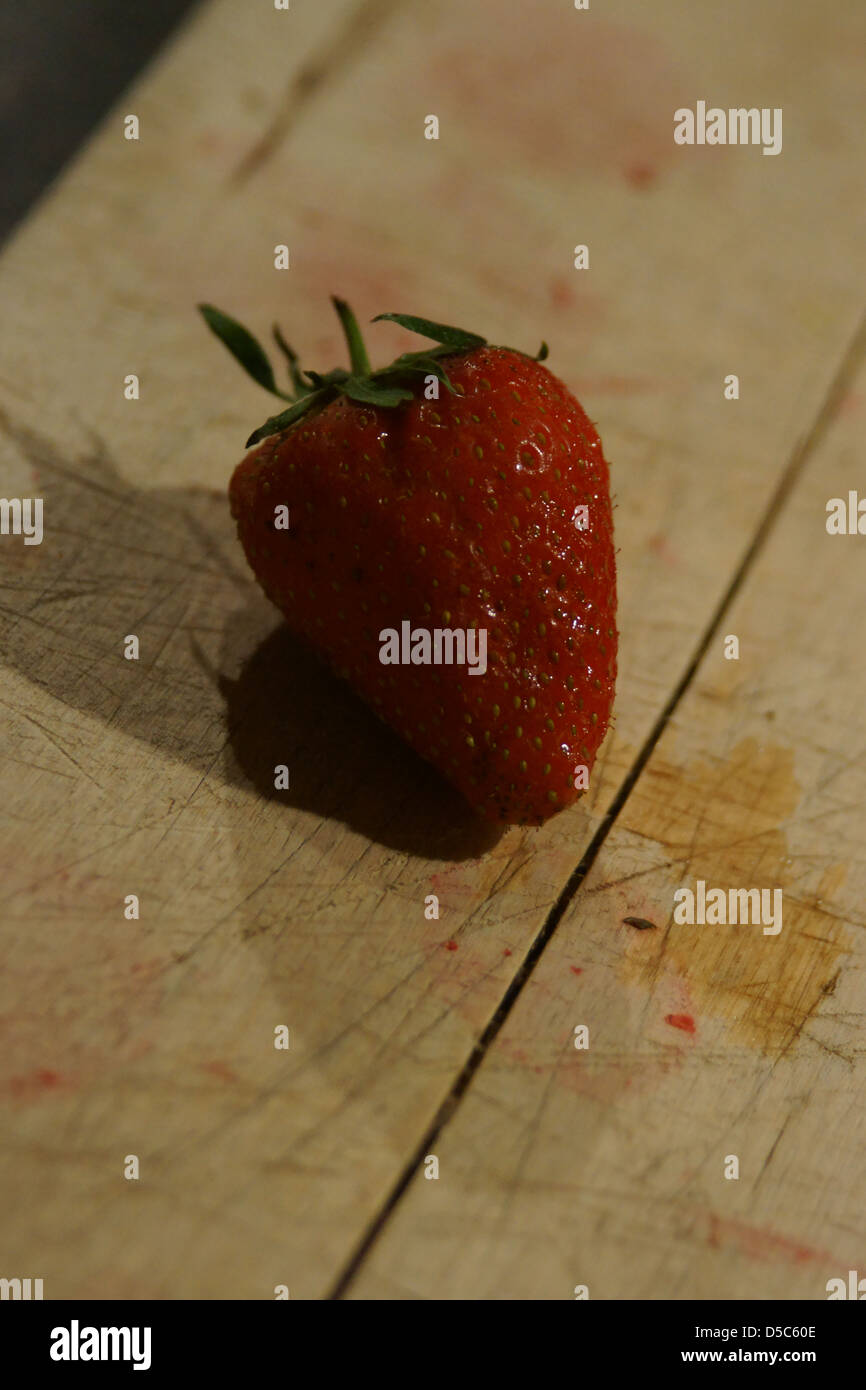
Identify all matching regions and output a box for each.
[332,297,371,377]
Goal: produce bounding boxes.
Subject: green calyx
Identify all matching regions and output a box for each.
[198,298,549,448]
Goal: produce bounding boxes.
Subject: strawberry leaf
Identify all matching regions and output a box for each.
[245,389,332,447]
[200,296,553,448]
[372,313,486,350]
[343,376,414,406]
[199,304,291,400]
[372,355,458,395]
[272,325,314,396]
[305,367,351,389]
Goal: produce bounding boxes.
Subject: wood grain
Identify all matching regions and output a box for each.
[0,0,863,1297]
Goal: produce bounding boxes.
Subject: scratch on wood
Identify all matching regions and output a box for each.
[231,0,406,185]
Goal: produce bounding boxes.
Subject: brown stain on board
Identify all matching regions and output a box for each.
[618,739,850,1057]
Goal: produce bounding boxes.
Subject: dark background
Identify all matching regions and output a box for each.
[0,0,199,245]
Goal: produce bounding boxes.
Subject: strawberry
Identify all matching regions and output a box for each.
[200,299,617,824]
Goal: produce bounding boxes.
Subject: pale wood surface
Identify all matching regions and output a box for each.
[349,343,866,1300]
[0,0,863,1298]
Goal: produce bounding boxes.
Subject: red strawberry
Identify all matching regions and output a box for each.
[200,300,617,824]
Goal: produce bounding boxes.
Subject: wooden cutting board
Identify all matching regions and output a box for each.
[0,0,864,1299]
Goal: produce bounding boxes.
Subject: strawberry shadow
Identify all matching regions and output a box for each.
[0,410,498,860]
[218,614,500,858]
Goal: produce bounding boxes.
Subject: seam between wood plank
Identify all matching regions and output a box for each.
[230,0,407,184]
[326,310,866,1299]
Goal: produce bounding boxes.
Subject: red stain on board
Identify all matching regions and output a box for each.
[423,11,690,184]
[202,1060,237,1083]
[556,1051,681,1105]
[7,1068,65,1100]
[549,276,576,311]
[0,920,172,1096]
[444,940,459,952]
[648,532,679,567]
[665,1013,696,1034]
[299,244,423,358]
[130,958,166,976]
[624,161,657,189]
[706,1213,836,1267]
[570,966,583,975]
[195,129,251,166]
[503,948,512,956]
